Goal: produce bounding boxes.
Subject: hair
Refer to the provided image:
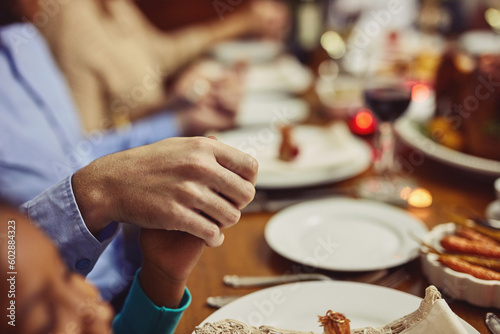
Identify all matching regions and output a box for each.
[0,1,21,26]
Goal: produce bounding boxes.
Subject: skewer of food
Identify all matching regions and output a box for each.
[421,224,500,281]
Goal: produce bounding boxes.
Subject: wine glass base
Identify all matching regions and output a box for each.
[354,175,416,206]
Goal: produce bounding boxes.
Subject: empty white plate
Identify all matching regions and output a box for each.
[265,197,428,271]
[244,55,314,94]
[237,93,309,127]
[211,40,284,65]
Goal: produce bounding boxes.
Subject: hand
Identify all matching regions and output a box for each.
[138,229,205,308]
[177,103,237,137]
[246,0,290,41]
[72,137,258,247]
[173,61,246,136]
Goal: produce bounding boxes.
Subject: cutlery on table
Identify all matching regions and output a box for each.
[207,268,409,308]
[486,313,500,334]
[222,269,388,288]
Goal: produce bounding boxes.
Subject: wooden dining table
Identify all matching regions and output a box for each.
[175,86,498,334]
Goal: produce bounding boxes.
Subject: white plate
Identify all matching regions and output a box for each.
[211,40,284,65]
[265,198,428,271]
[196,281,478,333]
[421,223,500,308]
[244,55,314,94]
[395,116,500,178]
[212,123,371,189]
[237,93,309,127]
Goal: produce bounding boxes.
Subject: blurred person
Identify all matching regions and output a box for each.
[0,0,258,308]
[0,204,207,334]
[37,0,290,132]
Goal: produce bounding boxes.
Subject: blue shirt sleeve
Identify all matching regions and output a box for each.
[89,111,181,160]
[19,174,120,276]
[113,270,191,334]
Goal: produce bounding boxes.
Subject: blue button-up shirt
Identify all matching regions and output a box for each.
[0,23,181,300]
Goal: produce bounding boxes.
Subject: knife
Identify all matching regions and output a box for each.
[486,313,500,334]
[206,295,240,308]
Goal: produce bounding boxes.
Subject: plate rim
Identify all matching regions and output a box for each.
[394,116,500,177]
[264,197,428,271]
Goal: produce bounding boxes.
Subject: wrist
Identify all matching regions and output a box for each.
[72,163,112,237]
[139,260,187,309]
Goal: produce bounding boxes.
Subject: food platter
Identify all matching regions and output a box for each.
[394,105,500,178]
[421,223,500,308]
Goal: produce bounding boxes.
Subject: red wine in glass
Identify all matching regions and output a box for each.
[364,87,412,122]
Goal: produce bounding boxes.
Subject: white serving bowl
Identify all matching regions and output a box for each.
[421,223,500,308]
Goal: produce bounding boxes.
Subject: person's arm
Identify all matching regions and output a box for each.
[140,1,290,73]
[113,229,206,334]
[88,110,182,160]
[22,137,257,276]
[73,136,257,247]
[19,176,120,276]
[112,271,191,334]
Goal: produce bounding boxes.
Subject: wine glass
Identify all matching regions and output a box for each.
[355,58,416,205]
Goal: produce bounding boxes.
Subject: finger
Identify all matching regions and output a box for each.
[208,136,218,141]
[193,189,241,229]
[170,206,225,247]
[208,167,256,209]
[212,141,259,185]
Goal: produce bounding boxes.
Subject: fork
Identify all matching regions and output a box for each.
[222,269,390,288]
[207,268,409,308]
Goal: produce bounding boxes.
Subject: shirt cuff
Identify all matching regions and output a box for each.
[20,174,119,276]
[113,270,191,334]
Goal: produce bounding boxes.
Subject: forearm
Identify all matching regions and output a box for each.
[156,13,253,73]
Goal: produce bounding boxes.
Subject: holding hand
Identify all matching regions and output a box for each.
[73,136,258,247]
[139,229,206,308]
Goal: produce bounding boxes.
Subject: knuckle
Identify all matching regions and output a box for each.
[246,156,259,176]
[240,182,256,204]
[189,136,212,152]
[223,207,241,227]
[229,209,241,225]
[203,223,220,242]
[181,181,202,202]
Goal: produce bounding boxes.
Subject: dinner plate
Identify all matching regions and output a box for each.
[395,115,500,178]
[264,198,428,271]
[196,281,478,333]
[244,55,314,94]
[237,93,309,127]
[211,123,372,189]
[211,40,284,64]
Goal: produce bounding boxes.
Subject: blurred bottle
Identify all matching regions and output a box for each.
[417,0,488,36]
[289,0,327,64]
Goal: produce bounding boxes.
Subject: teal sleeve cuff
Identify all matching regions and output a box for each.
[112,270,191,334]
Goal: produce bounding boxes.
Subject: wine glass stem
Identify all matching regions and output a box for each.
[375,122,395,175]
